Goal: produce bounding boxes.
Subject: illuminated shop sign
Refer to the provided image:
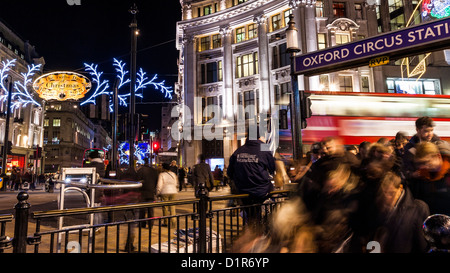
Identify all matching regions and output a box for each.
[32,72,91,101]
[294,17,450,75]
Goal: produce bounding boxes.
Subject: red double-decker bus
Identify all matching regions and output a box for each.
[279,91,450,152]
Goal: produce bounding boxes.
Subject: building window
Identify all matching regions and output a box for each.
[199,36,211,51]
[274,83,290,105]
[386,78,441,94]
[272,14,282,31]
[284,9,293,26]
[316,0,324,17]
[203,5,212,16]
[243,90,255,119]
[53,118,61,127]
[319,74,330,91]
[203,96,218,123]
[355,3,363,19]
[44,118,49,127]
[212,34,222,48]
[248,23,258,40]
[333,2,346,18]
[361,76,370,92]
[272,43,290,69]
[389,0,405,30]
[317,33,327,49]
[335,34,350,45]
[339,75,353,92]
[201,61,222,84]
[236,27,246,43]
[236,52,258,78]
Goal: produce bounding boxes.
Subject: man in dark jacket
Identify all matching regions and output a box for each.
[193,154,214,197]
[227,127,275,225]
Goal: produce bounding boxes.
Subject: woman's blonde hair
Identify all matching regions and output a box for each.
[415,142,440,161]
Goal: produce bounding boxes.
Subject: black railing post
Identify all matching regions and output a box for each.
[197,183,208,253]
[13,191,30,253]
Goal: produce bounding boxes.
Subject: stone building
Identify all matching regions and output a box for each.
[175,0,450,167]
[0,19,45,174]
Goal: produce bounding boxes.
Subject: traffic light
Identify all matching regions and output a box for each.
[6,141,12,155]
[300,92,312,129]
[153,141,160,155]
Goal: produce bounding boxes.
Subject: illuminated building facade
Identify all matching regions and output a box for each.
[176,0,450,167]
[43,101,111,171]
[0,19,45,173]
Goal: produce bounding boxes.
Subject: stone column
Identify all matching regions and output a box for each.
[181,32,198,167]
[254,13,271,114]
[219,25,234,165]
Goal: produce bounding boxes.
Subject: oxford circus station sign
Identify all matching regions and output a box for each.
[33,72,91,101]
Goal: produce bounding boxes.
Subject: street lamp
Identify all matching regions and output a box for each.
[128,3,138,171]
[286,14,303,160]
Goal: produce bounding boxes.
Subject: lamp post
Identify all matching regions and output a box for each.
[286,14,303,160]
[129,3,138,171]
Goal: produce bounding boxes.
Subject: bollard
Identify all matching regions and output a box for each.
[197,183,208,253]
[13,191,30,253]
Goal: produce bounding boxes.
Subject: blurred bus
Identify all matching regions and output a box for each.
[279,91,450,151]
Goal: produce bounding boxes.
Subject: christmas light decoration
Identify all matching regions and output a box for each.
[0,59,16,103]
[111,58,173,109]
[11,63,42,109]
[118,141,151,166]
[80,63,110,106]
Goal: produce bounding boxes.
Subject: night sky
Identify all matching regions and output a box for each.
[0,0,181,131]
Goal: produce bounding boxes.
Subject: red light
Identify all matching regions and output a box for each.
[153,142,159,150]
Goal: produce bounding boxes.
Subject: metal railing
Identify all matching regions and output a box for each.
[0,184,292,253]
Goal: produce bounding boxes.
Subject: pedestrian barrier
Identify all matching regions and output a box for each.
[0,183,292,253]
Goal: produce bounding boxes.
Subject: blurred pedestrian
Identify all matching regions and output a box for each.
[412,141,450,215]
[350,172,429,253]
[170,160,178,175]
[178,165,186,191]
[274,150,289,190]
[136,157,159,228]
[193,154,214,197]
[356,141,371,161]
[11,166,20,191]
[402,116,440,181]
[157,162,178,228]
[212,165,223,191]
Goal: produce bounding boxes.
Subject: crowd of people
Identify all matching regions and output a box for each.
[230,116,450,253]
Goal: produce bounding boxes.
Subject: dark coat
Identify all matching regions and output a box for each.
[193,162,214,191]
[227,140,275,199]
[137,165,159,201]
[351,187,430,253]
